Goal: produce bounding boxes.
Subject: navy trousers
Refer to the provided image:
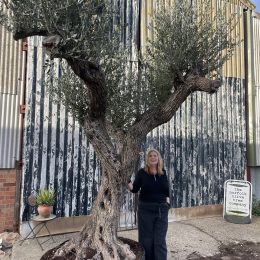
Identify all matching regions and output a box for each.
[138,202,169,260]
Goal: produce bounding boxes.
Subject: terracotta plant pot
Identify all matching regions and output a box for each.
[37,205,53,218]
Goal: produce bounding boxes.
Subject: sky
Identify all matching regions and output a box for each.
[252,0,260,12]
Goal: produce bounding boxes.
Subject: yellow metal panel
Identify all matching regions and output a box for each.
[224,4,246,79]
[140,0,250,80]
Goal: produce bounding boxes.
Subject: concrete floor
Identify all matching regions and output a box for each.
[8,216,260,260]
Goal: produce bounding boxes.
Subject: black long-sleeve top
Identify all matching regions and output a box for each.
[131,168,169,203]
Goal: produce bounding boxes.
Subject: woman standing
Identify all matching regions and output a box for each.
[128,149,170,260]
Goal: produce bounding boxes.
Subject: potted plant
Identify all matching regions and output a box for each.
[35,188,55,218]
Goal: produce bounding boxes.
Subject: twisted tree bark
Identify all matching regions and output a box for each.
[54,136,141,259]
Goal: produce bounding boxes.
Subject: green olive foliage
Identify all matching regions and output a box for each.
[0,0,238,128]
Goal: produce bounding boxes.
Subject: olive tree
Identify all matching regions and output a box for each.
[0,0,237,259]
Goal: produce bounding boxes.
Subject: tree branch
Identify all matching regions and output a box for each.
[129,76,221,139]
[186,75,221,93]
[66,58,107,119]
[42,35,115,169]
[13,28,48,40]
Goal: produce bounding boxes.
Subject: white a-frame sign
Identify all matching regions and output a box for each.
[224,180,252,224]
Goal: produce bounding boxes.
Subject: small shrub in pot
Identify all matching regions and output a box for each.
[36,189,55,218]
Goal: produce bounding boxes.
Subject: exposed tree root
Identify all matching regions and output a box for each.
[52,236,136,260]
[53,218,136,260]
[53,236,80,258]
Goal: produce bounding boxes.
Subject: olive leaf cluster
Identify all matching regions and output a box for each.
[145,0,239,102]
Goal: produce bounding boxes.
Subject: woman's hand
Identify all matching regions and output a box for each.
[128,182,133,191]
[166,197,170,207]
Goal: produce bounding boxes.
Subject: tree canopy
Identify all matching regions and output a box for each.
[0,0,237,131]
[0,0,239,258]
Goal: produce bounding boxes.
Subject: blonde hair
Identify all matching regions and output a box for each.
[144,149,164,175]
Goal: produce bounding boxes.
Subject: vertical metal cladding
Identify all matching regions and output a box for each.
[0,24,25,168]
[144,77,246,208]
[253,11,260,165]
[22,0,247,220]
[22,37,101,218]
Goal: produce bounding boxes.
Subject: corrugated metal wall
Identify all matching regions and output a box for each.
[22,37,102,217]
[21,0,249,219]
[253,11,260,166]
[144,77,246,208]
[0,24,25,168]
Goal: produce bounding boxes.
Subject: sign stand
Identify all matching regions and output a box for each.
[223,180,252,224]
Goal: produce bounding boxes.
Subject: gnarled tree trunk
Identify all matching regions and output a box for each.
[54,131,141,259]
[77,169,135,259]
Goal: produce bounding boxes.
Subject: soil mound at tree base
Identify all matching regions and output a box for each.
[187,241,260,259]
[41,237,144,260]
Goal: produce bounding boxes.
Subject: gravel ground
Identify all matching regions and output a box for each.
[3,216,260,260]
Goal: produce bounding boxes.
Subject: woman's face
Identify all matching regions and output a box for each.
[148,151,159,167]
